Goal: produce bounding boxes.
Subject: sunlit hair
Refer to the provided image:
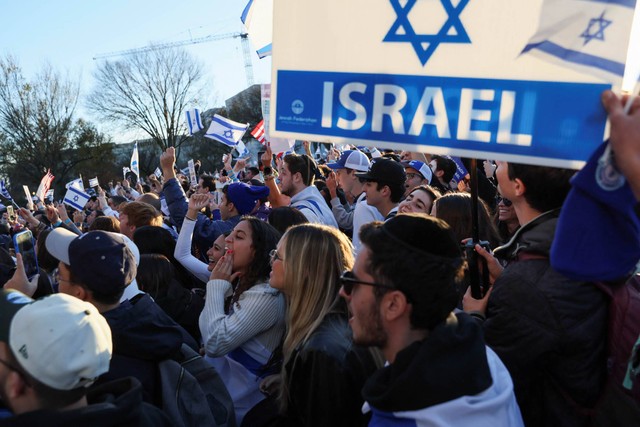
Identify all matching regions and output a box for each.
[278,223,354,411]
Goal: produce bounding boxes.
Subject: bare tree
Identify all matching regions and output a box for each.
[0,56,113,198]
[88,47,206,153]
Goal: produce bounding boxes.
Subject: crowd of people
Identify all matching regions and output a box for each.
[0,90,638,426]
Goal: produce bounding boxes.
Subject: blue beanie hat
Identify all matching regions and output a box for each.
[227,182,270,215]
[551,142,640,281]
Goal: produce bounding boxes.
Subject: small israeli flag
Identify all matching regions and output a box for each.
[65,177,84,190]
[236,140,249,157]
[204,114,249,147]
[186,108,204,135]
[130,142,140,177]
[63,186,91,212]
[522,0,637,83]
[89,177,100,187]
[0,180,12,200]
[154,167,162,178]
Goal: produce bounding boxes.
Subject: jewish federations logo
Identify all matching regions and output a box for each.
[384,0,471,66]
[291,100,304,115]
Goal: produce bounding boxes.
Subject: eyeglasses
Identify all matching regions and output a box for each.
[496,196,513,207]
[269,249,283,265]
[406,172,421,180]
[339,270,396,295]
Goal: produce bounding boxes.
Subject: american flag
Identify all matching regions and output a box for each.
[250,119,266,145]
[35,169,54,202]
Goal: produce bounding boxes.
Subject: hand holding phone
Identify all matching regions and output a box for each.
[13,230,39,280]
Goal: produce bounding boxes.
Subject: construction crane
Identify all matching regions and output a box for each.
[93,31,255,86]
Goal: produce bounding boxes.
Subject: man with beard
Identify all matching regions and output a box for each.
[280,153,338,227]
[339,214,523,425]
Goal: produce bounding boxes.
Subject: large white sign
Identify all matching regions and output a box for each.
[270,0,636,168]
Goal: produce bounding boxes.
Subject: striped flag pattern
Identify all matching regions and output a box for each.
[251,119,267,145]
[35,170,54,202]
[0,180,12,200]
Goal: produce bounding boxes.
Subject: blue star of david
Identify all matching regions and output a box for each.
[223,130,234,139]
[580,11,611,45]
[384,0,471,66]
[73,195,79,202]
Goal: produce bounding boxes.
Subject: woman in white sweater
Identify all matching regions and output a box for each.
[183,216,285,424]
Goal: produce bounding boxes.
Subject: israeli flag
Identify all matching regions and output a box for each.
[130,142,140,177]
[89,177,100,187]
[63,186,91,212]
[241,0,273,58]
[185,108,204,135]
[65,177,84,190]
[0,180,12,200]
[236,140,249,157]
[204,114,249,147]
[522,0,637,83]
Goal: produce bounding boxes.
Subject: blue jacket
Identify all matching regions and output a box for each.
[162,177,240,260]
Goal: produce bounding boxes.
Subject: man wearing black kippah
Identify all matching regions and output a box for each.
[340,214,523,425]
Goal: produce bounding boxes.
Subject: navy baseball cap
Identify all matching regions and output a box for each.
[46,229,137,295]
[551,142,640,281]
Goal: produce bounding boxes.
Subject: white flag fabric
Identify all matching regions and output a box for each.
[65,177,84,190]
[236,140,249,157]
[241,0,273,58]
[204,114,249,147]
[130,142,140,177]
[63,186,91,212]
[45,189,54,200]
[154,167,162,178]
[188,159,197,186]
[123,167,131,179]
[522,0,636,83]
[89,177,100,187]
[185,108,204,135]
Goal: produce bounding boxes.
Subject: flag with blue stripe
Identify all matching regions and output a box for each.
[185,108,204,135]
[241,0,273,58]
[130,142,140,177]
[522,0,637,83]
[0,180,12,200]
[63,186,91,212]
[65,177,84,190]
[205,114,249,147]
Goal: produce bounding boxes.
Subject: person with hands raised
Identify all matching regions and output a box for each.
[261,144,291,208]
[199,217,284,425]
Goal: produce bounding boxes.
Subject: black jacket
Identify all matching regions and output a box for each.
[246,311,379,427]
[98,294,199,404]
[0,377,172,427]
[485,210,607,427]
[282,312,378,427]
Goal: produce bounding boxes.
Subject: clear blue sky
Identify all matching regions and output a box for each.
[0,0,272,141]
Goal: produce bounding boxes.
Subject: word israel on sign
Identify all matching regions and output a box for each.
[270,0,637,168]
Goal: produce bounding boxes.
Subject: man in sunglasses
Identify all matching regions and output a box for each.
[340,214,523,425]
[464,162,607,426]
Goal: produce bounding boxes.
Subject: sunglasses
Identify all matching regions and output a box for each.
[496,196,513,207]
[339,270,396,295]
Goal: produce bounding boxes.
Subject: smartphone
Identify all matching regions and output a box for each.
[6,205,14,220]
[13,230,39,279]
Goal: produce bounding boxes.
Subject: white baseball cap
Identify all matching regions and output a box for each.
[327,150,371,172]
[0,290,112,391]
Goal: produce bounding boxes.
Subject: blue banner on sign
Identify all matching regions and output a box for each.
[275,70,609,163]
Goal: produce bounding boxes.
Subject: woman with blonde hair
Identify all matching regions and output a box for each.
[252,223,378,426]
